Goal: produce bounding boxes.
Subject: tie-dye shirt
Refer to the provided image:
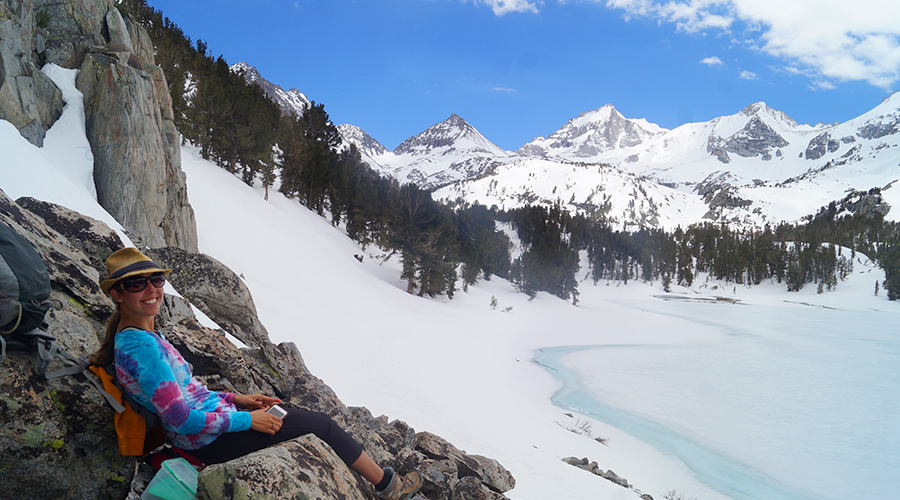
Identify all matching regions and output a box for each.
[115,328,252,450]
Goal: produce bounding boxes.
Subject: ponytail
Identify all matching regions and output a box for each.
[89,308,121,366]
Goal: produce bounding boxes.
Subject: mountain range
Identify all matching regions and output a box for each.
[233,62,900,231]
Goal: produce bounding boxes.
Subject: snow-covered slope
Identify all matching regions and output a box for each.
[438,157,710,231]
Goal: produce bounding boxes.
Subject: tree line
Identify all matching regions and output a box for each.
[122,0,899,302]
[497,200,900,301]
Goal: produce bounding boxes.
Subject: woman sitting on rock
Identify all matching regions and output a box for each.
[90,247,422,500]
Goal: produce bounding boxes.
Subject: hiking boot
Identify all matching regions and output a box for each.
[378,467,423,500]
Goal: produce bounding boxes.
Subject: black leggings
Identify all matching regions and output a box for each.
[188,408,364,466]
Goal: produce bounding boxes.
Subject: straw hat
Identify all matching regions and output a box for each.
[100,248,171,294]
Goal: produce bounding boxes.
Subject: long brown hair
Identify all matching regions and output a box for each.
[89,308,121,366]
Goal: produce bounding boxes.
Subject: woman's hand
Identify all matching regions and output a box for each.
[234,393,281,410]
[249,409,283,435]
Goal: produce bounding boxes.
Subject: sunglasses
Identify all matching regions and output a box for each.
[118,273,166,293]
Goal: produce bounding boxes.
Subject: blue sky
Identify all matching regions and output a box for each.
[147,0,900,151]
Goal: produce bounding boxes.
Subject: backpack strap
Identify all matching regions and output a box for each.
[81,363,127,413]
[0,303,23,334]
[33,330,62,377]
[2,327,68,378]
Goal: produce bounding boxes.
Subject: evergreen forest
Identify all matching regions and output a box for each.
[121,0,900,302]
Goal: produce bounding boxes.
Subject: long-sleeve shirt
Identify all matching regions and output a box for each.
[114,328,252,450]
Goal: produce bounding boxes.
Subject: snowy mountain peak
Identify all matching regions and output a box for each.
[230,61,256,79]
[365,115,510,190]
[736,101,800,128]
[516,104,665,159]
[702,102,812,165]
[230,61,310,117]
[337,124,389,158]
[393,114,506,157]
[740,101,772,116]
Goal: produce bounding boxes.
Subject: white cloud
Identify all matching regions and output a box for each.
[601,0,900,90]
[493,87,519,92]
[739,70,758,80]
[700,56,724,65]
[605,0,735,33]
[467,0,541,15]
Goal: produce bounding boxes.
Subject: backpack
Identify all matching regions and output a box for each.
[0,223,94,381]
[87,364,168,456]
[0,221,54,371]
[86,356,204,467]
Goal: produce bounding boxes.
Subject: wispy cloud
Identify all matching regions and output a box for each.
[465,0,540,15]
[606,0,734,32]
[600,0,900,90]
[493,87,519,92]
[739,70,758,80]
[700,56,724,66]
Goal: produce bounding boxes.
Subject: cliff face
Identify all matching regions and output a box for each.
[0,0,197,252]
[0,0,65,146]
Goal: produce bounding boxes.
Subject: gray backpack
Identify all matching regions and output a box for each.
[0,222,124,410]
[0,221,55,373]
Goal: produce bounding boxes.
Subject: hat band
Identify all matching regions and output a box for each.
[107,260,162,281]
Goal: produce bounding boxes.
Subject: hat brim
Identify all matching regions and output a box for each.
[101,267,171,294]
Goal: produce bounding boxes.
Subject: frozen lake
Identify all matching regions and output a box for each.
[534,296,900,500]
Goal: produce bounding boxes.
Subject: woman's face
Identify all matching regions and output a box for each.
[109,272,164,323]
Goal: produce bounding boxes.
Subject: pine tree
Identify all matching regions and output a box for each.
[384,184,459,296]
[877,234,900,300]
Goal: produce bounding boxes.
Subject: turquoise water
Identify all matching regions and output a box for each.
[534,345,823,500]
[532,295,900,500]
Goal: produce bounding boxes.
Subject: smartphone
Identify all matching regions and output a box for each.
[266,404,287,420]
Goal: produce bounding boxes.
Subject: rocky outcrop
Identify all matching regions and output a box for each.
[33,0,112,68]
[707,116,789,164]
[1,0,198,252]
[562,457,633,490]
[814,188,892,221]
[75,39,197,252]
[0,0,66,146]
[857,110,900,140]
[198,437,374,500]
[0,190,128,500]
[0,190,515,500]
[144,245,272,350]
[805,132,841,161]
[415,431,516,495]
